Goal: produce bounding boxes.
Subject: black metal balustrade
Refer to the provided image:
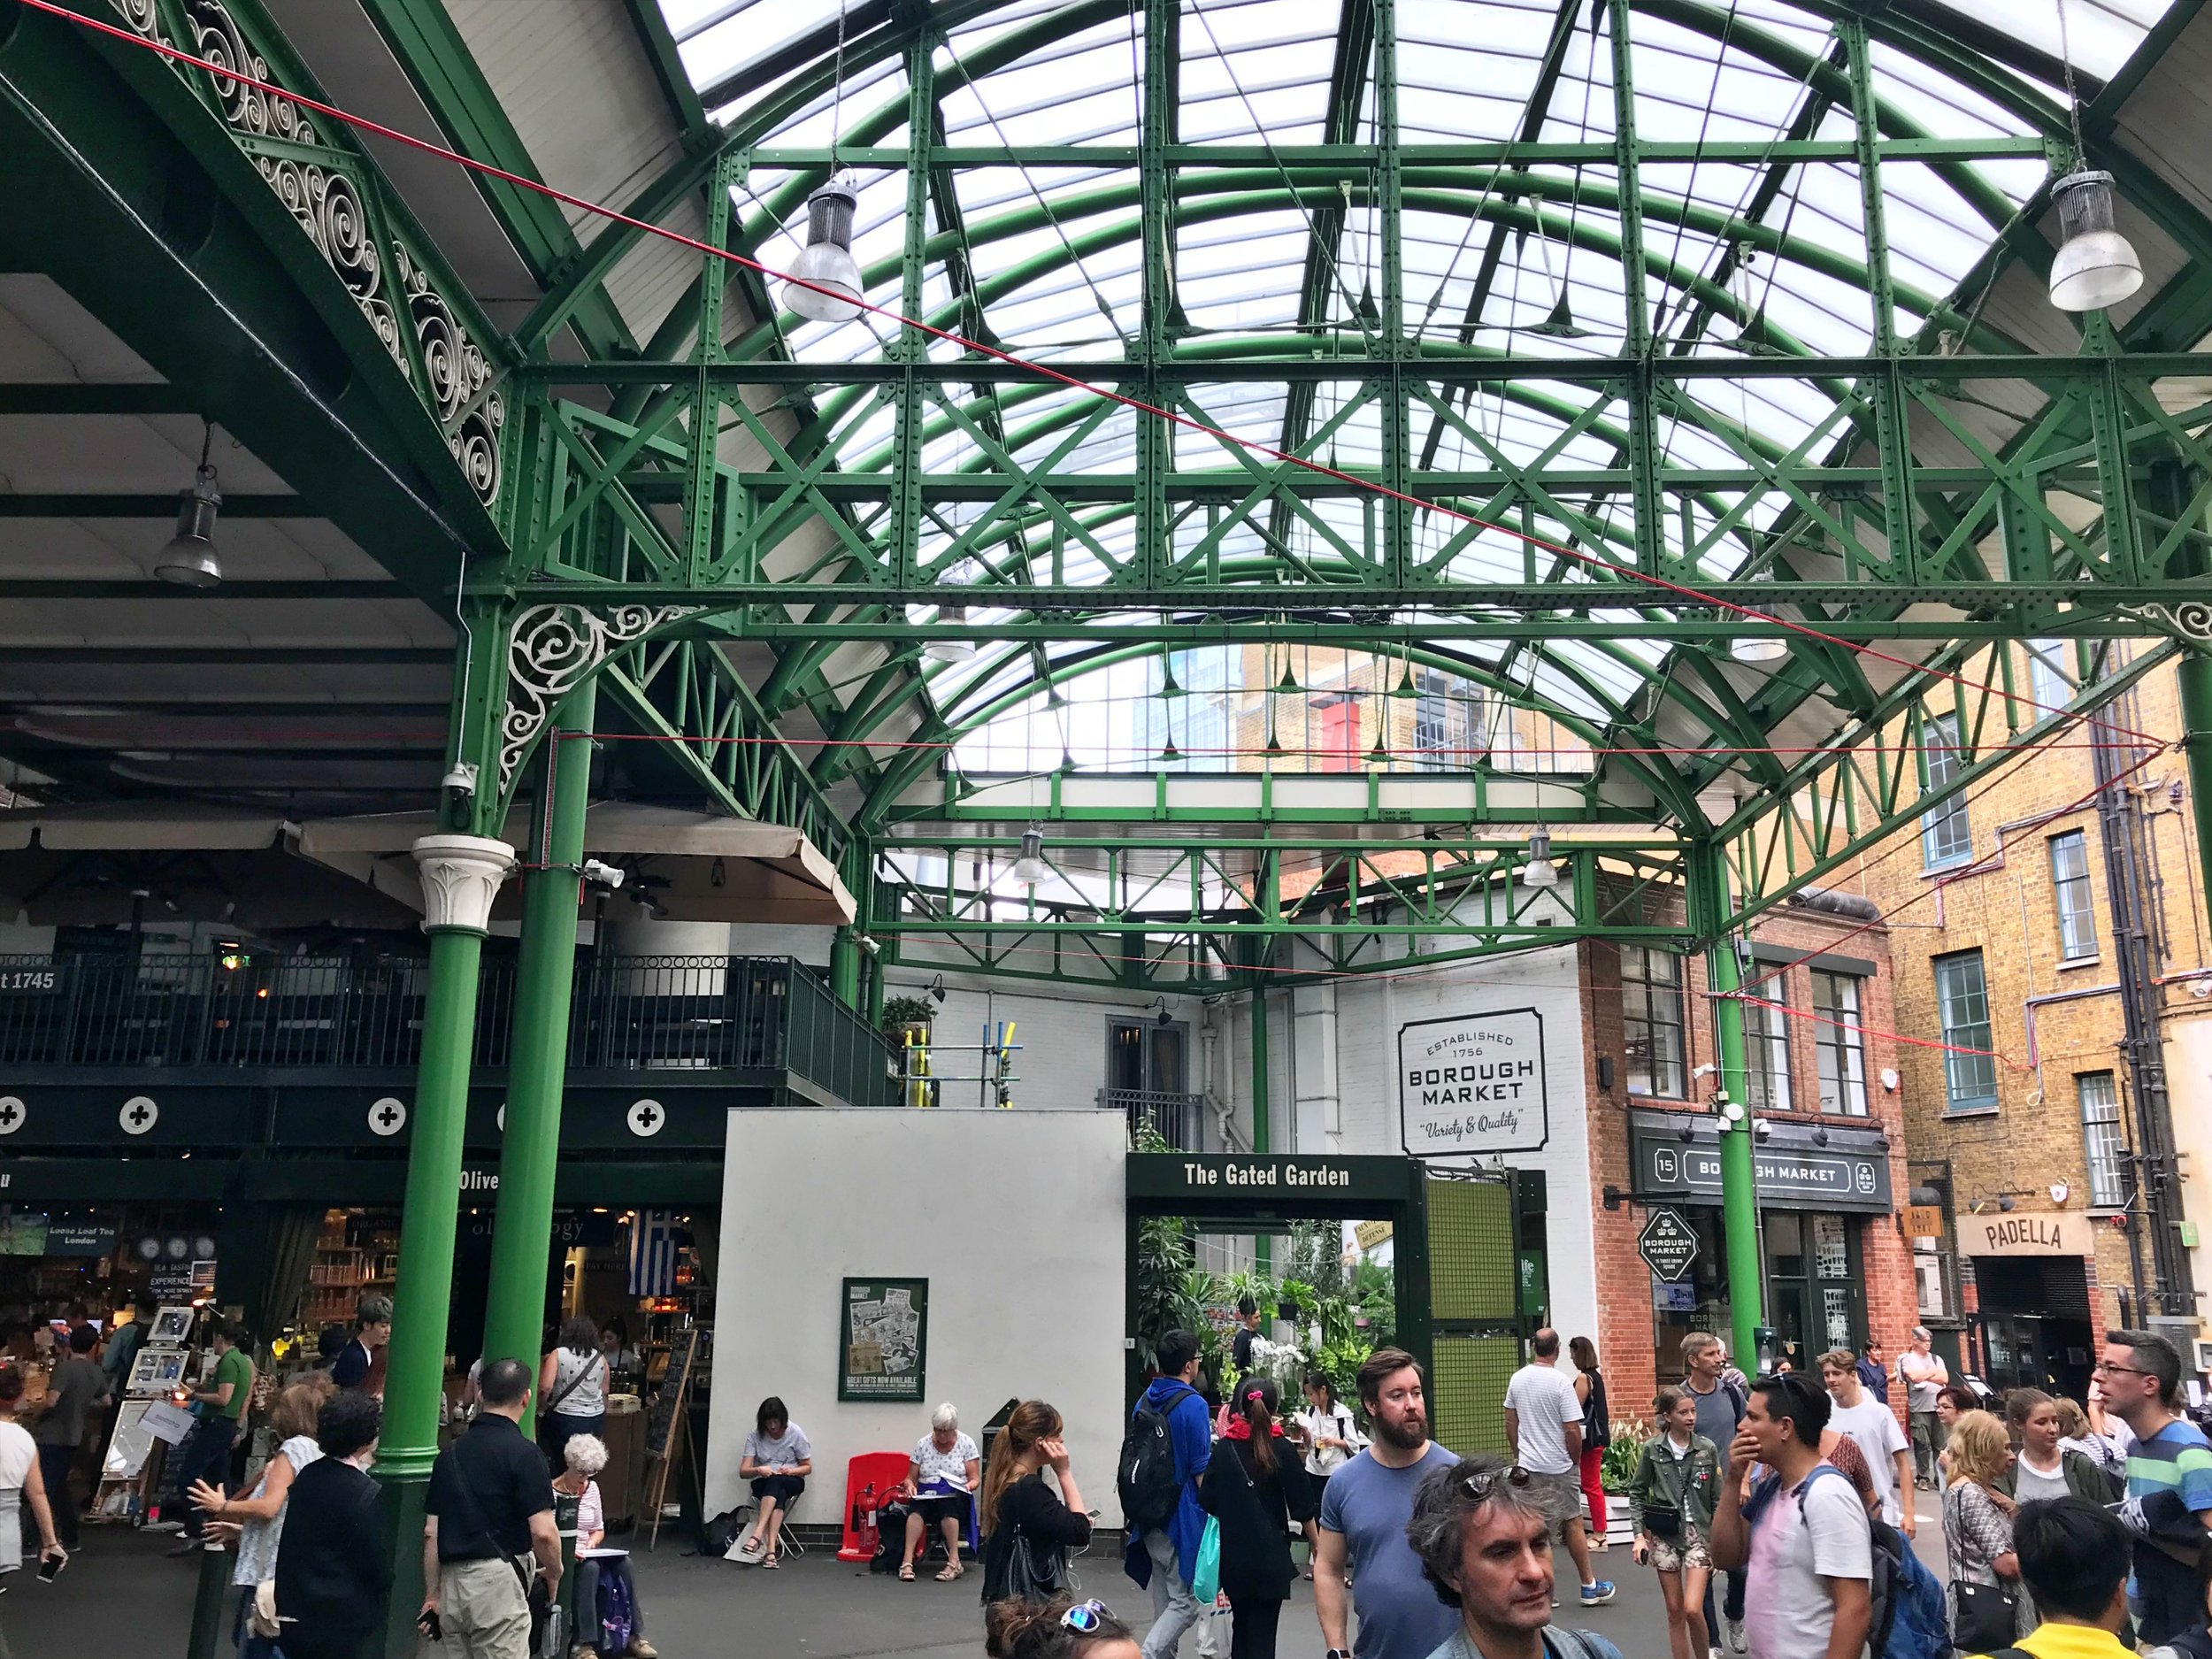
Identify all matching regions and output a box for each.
[0,952,895,1108]
[1100,1087,1206,1150]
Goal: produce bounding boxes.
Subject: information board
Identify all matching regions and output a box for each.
[838,1278,928,1402]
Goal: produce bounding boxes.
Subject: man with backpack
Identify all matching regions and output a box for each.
[1707,1371,1872,1659]
[1123,1330,1214,1659]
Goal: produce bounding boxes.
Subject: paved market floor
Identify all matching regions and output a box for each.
[8,1492,1947,1659]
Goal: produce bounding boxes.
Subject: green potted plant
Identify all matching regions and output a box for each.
[880,994,936,1040]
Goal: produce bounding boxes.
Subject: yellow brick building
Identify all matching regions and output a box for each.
[1847,642,2212,1397]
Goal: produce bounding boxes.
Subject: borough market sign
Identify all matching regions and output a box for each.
[1397,1009,1549,1159]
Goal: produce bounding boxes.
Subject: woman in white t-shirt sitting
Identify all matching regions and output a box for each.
[898,1402,981,1581]
[733,1396,813,1568]
[555,1433,656,1659]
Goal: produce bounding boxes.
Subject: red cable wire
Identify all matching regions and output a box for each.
[18,0,2164,749]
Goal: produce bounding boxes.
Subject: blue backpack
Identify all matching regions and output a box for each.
[596,1556,639,1655]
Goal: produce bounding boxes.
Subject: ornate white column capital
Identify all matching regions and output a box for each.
[411,833,516,935]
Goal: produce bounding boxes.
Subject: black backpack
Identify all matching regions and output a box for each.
[1118,1385,1196,1530]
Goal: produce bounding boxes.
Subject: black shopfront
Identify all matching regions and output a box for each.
[1629,1110,1895,1378]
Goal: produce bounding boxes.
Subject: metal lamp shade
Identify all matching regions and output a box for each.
[783,180,866,322]
[2048,170,2143,313]
[156,469,222,588]
[924,601,976,661]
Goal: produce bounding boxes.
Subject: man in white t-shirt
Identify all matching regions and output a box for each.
[1817,1347,1915,1537]
[1709,1371,1872,1659]
[1502,1327,1614,1607]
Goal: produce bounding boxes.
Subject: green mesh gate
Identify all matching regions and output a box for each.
[1425,1174,1523,1460]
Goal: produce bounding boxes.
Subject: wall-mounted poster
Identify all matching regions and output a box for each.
[838,1278,928,1402]
[1397,1009,1549,1159]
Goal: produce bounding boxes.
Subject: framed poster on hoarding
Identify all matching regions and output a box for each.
[838,1279,927,1402]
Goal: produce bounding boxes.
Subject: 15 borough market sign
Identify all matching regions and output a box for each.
[1399,1009,1548,1159]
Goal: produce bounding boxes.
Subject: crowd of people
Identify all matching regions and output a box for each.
[967,1318,2212,1659]
[0,1289,677,1659]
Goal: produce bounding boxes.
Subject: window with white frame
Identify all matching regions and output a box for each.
[2050,830,2097,960]
[1811,971,1869,1116]
[2078,1071,2126,1209]
[1745,992,1792,1112]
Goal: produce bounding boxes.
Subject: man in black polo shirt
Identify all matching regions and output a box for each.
[422,1357,561,1659]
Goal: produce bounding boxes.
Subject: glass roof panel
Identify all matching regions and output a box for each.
[659,0,2184,785]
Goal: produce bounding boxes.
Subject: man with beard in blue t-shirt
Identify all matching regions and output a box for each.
[1316,1348,1462,1659]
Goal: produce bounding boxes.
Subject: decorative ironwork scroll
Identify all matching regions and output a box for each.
[499,603,703,795]
[114,0,503,507]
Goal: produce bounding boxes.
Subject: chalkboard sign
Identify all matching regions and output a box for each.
[838,1278,928,1402]
[642,1328,701,1550]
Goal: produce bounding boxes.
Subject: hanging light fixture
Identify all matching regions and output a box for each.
[924,599,975,662]
[1009,823,1051,886]
[2047,169,2142,312]
[156,424,222,588]
[1731,603,1791,664]
[1519,827,1559,889]
[782,175,866,322]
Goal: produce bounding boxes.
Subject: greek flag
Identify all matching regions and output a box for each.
[627,1210,678,1297]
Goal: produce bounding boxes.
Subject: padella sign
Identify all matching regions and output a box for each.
[1398,1008,1548,1159]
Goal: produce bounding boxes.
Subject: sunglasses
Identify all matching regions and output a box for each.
[1061,1600,1113,1634]
[1458,1464,1534,1502]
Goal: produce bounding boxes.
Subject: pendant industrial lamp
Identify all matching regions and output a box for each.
[156,423,223,588]
[1519,826,1560,889]
[2046,1,2142,314]
[1731,602,1791,664]
[925,579,976,661]
[2047,169,2142,312]
[783,174,866,322]
[1009,823,1051,886]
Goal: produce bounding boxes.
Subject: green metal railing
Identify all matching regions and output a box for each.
[0,951,895,1104]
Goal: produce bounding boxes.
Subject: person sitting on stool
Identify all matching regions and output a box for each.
[899,1402,981,1582]
[553,1433,656,1659]
[733,1396,811,1567]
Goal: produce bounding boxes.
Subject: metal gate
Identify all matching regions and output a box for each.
[1425,1172,1525,1459]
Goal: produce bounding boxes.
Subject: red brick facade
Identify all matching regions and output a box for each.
[1575,905,1916,1432]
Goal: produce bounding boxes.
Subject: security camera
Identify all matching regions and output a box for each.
[580,859,626,889]
[441,761,479,796]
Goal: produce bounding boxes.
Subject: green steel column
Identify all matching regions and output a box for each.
[480,683,595,1436]
[1693,841,1762,1370]
[2183,650,2212,914]
[1249,937,1271,1277]
[830,927,861,1008]
[379,831,511,1657]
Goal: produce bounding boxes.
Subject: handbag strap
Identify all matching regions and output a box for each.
[548,1352,603,1415]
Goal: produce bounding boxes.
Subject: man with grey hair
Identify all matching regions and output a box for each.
[331,1293,392,1394]
[1897,1326,1947,1490]
[1681,1331,1747,1652]
[1403,1455,1624,1659]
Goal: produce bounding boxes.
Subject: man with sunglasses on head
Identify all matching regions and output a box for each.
[2096,1329,2212,1646]
[1707,1371,1871,1659]
[1403,1455,1624,1659]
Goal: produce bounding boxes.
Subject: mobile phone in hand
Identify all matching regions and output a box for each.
[37,1552,64,1582]
[419,1608,443,1641]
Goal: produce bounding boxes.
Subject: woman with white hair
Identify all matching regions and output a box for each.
[553,1433,655,1659]
[899,1402,981,1582]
